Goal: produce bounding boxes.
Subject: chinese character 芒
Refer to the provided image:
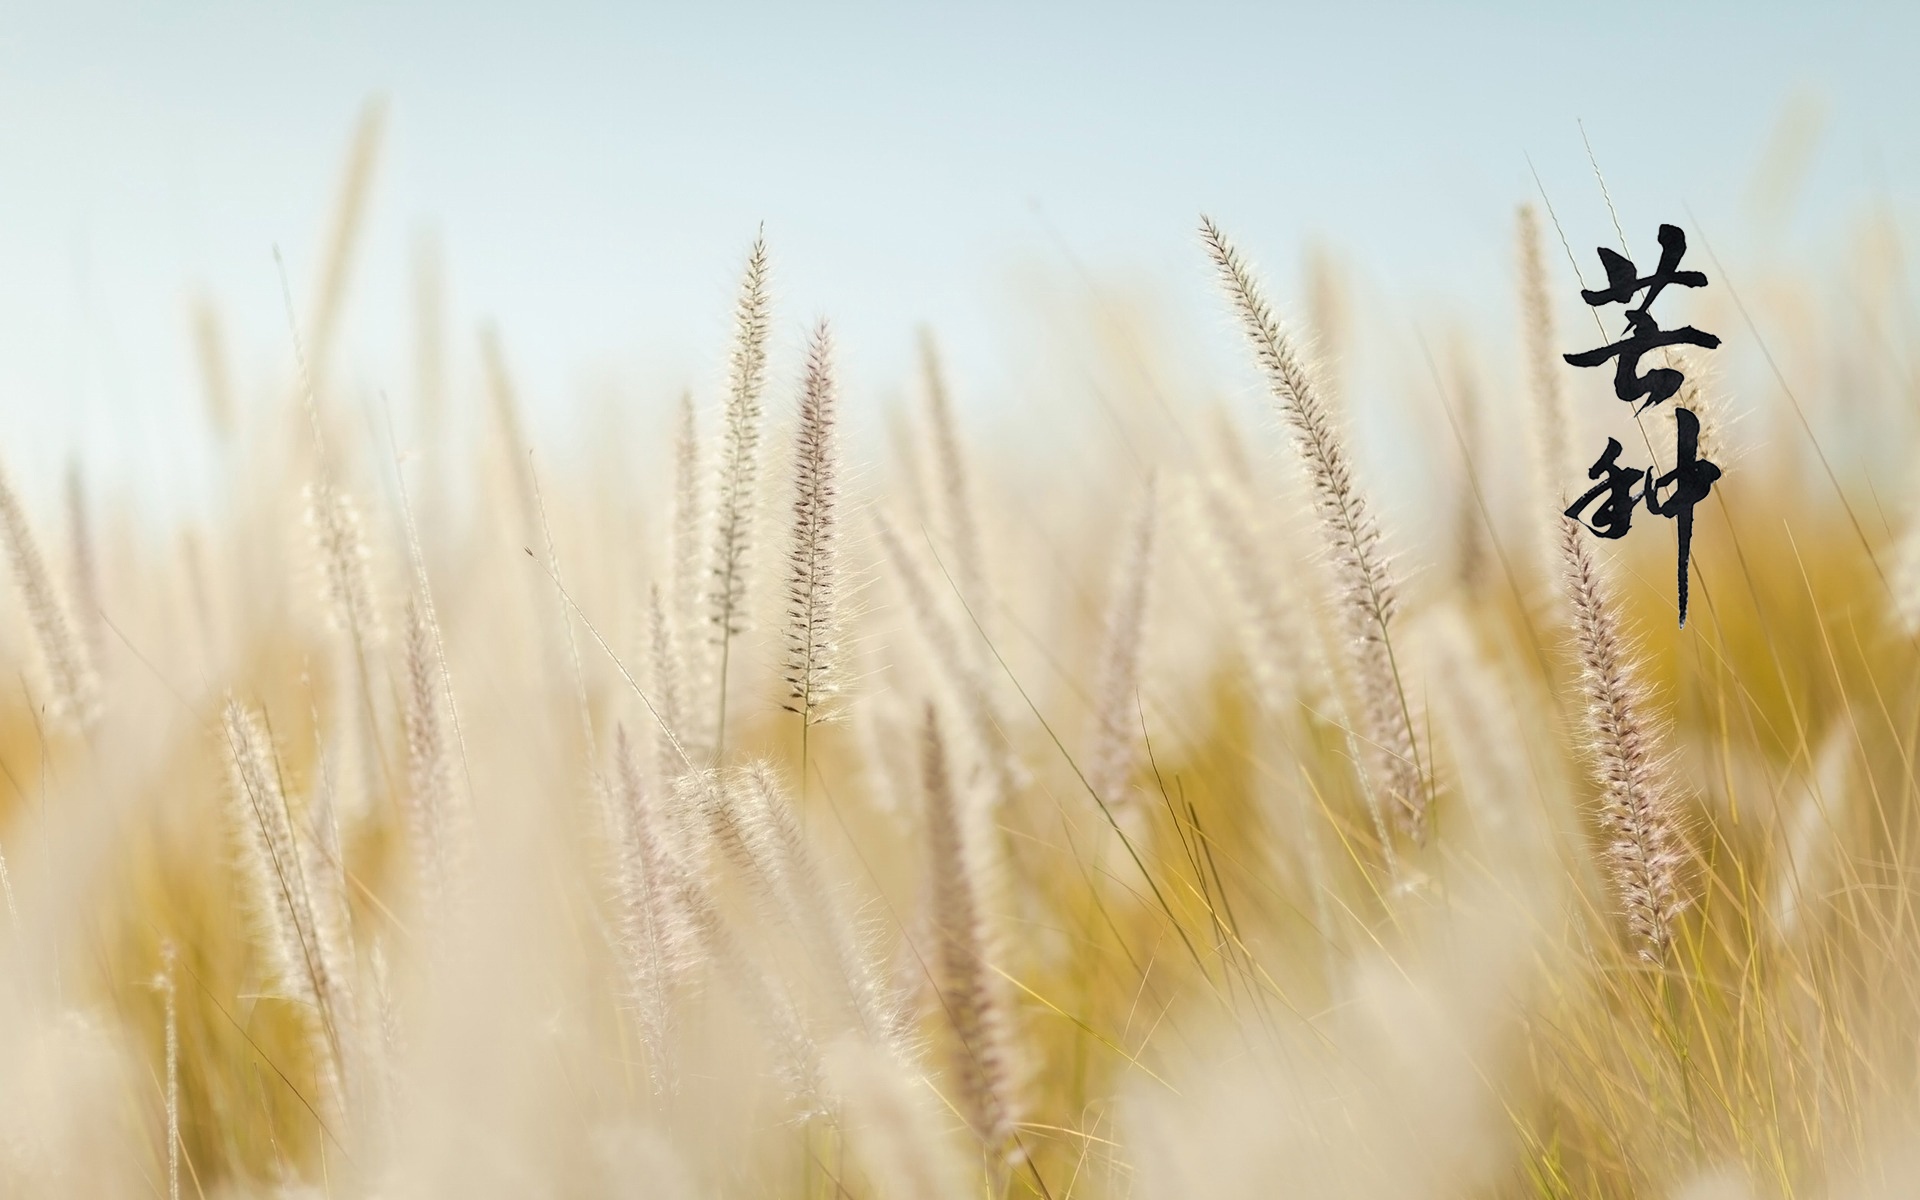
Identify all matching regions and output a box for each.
[1563,224,1722,412]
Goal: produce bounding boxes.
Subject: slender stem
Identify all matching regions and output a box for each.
[796,706,813,838]
[1655,965,1701,1156]
[714,634,732,764]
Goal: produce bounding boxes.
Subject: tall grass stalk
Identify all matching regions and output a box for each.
[4,184,1916,1200]
[918,331,991,626]
[1518,203,1575,521]
[784,319,845,791]
[1085,479,1157,809]
[920,704,1023,1180]
[1201,216,1428,844]
[221,698,347,1123]
[0,462,98,731]
[1558,515,1685,962]
[709,233,772,759]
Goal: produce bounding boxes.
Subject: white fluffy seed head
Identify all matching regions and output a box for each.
[920,705,1023,1172]
[1202,216,1426,842]
[1558,517,1686,962]
[401,599,455,924]
[707,232,772,644]
[1084,479,1158,808]
[220,698,350,1117]
[1517,203,1575,511]
[0,463,99,731]
[783,319,845,725]
[304,479,383,648]
[611,728,697,1094]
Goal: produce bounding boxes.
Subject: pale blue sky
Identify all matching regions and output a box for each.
[0,1,1912,509]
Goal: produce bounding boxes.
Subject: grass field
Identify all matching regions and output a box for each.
[0,112,1916,1199]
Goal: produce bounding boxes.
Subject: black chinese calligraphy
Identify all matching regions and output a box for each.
[1561,222,1723,628]
[1562,408,1720,625]
[1645,406,1720,629]
[1563,224,1722,413]
[1564,310,1721,412]
[1580,222,1707,313]
[1564,437,1645,541]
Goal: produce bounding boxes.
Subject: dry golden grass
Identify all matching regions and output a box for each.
[0,130,1915,1200]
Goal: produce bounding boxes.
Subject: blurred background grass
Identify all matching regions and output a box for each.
[0,5,1915,1197]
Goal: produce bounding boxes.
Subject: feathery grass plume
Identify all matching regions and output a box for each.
[63,462,103,660]
[1518,204,1576,515]
[221,698,345,1115]
[918,330,991,623]
[666,769,825,1110]
[646,585,689,782]
[708,232,772,755]
[305,479,383,647]
[389,408,476,881]
[280,243,390,831]
[733,762,894,1044]
[189,293,235,439]
[302,97,386,402]
[668,391,711,753]
[1671,351,1729,468]
[612,728,694,1095]
[1201,216,1427,841]
[784,319,845,732]
[0,461,99,730]
[365,937,403,1140]
[401,598,455,924]
[1558,516,1685,962]
[1084,478,1157,809]
[689,764,831,951]
[305,475,388,825]
[688,768,764,893]
[298,770,362,1122]
[823,1037,971,1200]
[1417,607,1586,915]
[1446,337,1489,593]
[874,512,1021,808]
[1195,469,1330,708]
[1644,351,1732,486]
[671,392,705,633]
[920,704,1022,1174]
